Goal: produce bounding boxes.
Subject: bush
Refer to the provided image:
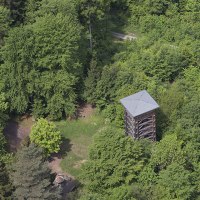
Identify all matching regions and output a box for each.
[30,118,61,155]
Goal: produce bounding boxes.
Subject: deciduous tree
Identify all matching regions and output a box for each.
[1,11,82,119]
[153,163,196,200]
[81,127,151,197]
[30,118,61,155]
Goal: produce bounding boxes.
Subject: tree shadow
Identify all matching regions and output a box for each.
[156,109,169,141]
[50,138,73,160]
[4,120,20,153]
[62,179,82,200]
[3,114,34,153]
[60,138,73,158]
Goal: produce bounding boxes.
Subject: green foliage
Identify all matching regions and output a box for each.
[138,131,200,200]
[150,134,185,170]
[25,0,42,23]
[0,93,8,126]
[0,162,13,200]
[0,129,6,161]
[10,0,27,25]
[78,0,117,64]
[25,0,78,24]
[80,186,136,200]
[84,58,101,104]
[90,63,163,127]
[0,93,8,161]
[79,0,113,23]
[81,127,152,198]
[139,43,190,81]
[108,186,136,200]
[0,93,11,199]
[30,118,61,155]
[1,10,82,119]
[11,143,61,199]
[0,6,10,45]
[154,163,196,200]
[27,12,82,119]
[0,1,200,199]
[0,26,33,113]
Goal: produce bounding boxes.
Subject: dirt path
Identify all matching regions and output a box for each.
[112,31,137,40]
[48,156,63,174]
[77,103,95,118]
[4,116,34,152]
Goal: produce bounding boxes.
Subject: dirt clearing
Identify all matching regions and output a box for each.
[4,115,34,152]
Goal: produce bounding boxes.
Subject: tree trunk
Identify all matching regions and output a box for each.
[89,16,92,51]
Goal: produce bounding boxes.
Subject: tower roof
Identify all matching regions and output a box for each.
[120,90,159,117]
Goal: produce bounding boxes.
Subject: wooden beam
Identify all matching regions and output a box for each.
[123,108,156,141]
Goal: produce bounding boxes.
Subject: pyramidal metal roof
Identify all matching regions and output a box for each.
[120,90,159,117]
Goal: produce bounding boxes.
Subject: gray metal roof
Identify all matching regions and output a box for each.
[120,90,159,117]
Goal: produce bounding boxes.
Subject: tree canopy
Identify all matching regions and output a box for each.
[30,118,61,155]
[11,143,61,199]
[0,0,200,199]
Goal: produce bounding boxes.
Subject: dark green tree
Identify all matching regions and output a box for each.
[0,6,10,45]
[11,143,61,199]
[84,58,102,104]
[0,93,12,199]
[9,0,27,25]
[30,13,82,119]
[0,93,8,161]
[78,0,112,50]
[24,0,42,23]
[1,10,82,119]
[0,162,13,200]
[25,0,77,24]
[0,26,32,113]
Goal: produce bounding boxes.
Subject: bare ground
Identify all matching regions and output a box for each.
[77,103,95,118]
[4,115,34,152]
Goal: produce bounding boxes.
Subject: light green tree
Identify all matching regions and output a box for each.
[30,118,61,155]
[153,163,196,200]
[81,127,151,198]
[150,134,185,170]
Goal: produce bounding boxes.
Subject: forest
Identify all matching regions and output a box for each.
[0,0,200,199]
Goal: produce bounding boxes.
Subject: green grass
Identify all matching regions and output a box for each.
[56,113,105,177]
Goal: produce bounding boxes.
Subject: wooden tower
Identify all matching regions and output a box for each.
[120,90,159,141]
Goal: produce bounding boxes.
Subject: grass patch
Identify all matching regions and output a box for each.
[56,113,105,177]
[60,151,83,176]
